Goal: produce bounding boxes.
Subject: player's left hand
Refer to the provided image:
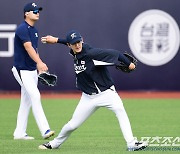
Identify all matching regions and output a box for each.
[116,53,137,73]
[129,63,136,70]
[37,61,48,74]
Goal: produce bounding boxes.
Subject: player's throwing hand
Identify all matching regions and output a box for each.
[41,35,58,44]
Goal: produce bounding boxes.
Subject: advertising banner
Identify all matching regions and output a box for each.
[0,0,179,91]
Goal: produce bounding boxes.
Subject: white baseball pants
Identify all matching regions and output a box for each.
[12,66,50,138]
[50,87,135,148]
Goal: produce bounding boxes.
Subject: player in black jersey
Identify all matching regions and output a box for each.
[39,30,147,151]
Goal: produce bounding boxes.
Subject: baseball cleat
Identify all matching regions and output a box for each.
[43,129,55,139]
[127,141,148,151]
[14,135,35,140]
[39,142,52,150]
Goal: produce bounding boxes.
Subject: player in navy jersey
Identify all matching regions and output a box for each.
[12,2,54,140]
[39,30,147,151]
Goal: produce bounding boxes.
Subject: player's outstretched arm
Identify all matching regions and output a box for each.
[41,35,58,44]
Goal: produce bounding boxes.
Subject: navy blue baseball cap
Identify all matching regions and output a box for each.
[24,2,43,12]
[66,30,82,44]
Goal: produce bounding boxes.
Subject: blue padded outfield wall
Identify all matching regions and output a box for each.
[0,0,180,91]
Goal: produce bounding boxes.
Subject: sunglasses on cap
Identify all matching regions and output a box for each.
[32,10,40,14]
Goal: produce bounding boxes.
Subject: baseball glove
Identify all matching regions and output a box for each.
[38,72,57,86]
[116,53,137,73]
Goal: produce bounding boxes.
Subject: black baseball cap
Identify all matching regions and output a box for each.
[24,2,43,13]
[66,30,82,44]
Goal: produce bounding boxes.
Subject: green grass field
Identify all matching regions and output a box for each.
[0,98,180,154]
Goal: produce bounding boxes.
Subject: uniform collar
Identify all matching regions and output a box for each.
[24,21,34,28]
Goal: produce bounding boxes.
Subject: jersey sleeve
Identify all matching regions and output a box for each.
[88,48,120,66]
[57,38,68,46]
[16,26,31,44]
[118,52,131,66]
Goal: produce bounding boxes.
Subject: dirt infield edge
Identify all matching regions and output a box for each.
[0,91,179,99]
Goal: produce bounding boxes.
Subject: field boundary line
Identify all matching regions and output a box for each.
[0,91,179,99]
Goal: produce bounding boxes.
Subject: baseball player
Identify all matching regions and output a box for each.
[11,2,55,140]
[39,30,147,151]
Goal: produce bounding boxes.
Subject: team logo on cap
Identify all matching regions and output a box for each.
[71,33,77,39]
[32,3,37,7]
[128,9,180,66]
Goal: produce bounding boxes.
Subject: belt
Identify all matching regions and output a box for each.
[87,85,115,95]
